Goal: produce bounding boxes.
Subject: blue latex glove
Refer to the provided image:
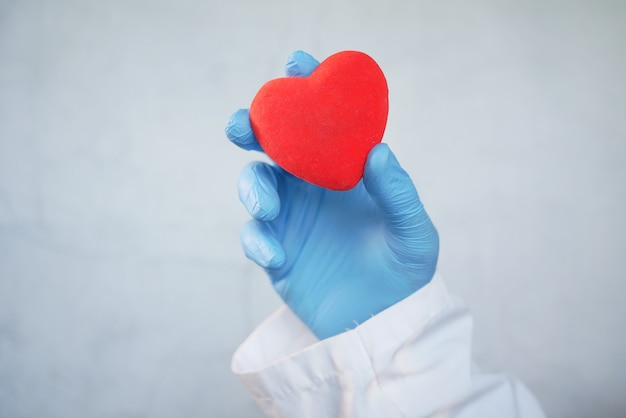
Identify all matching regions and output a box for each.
[225,51,439,339]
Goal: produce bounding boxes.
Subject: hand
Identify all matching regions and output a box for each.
[225,51,439,339]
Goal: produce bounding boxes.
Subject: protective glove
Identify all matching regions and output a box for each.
[225,50,439,340]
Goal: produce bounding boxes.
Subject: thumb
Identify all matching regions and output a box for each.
[363,144,439,262]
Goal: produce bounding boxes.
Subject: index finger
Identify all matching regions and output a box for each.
[285,50,320,77]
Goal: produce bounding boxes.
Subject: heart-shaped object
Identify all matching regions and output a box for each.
[250,51,389,190]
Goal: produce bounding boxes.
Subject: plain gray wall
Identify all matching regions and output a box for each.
[1,0,625,417]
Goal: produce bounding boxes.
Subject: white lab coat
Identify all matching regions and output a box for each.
[232,274,545,417]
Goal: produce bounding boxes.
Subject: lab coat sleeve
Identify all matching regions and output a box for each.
[231,274,545,418]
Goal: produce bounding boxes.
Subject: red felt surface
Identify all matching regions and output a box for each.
[250,51,389,190]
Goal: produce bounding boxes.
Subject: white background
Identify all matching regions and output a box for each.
[1,0,625,417]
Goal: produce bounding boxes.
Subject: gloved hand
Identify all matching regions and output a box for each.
[225,51,439,339]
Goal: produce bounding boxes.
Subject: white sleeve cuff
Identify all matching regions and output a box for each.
[231,274,475,417]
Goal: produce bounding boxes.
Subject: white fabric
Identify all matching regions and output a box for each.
[232,274,545,417]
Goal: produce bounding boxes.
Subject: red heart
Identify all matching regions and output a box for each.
[250,51,389,191]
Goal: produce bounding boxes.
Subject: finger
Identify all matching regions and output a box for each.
[226,52,319,151]
[238,161,280,221]
[240,220,286,270]
[225,108,263,152]
[285,50,320,77]
[363,144,439,250]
